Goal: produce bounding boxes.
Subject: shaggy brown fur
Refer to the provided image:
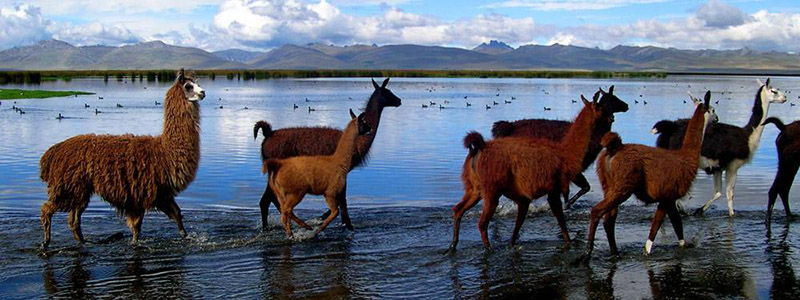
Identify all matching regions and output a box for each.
[446,95,604,252]
[585,91,714,257]
[267,110,371,239]
[491,87,628,208]
[254,78,401,230]
[763,117,800,229]
[39,69,204,248]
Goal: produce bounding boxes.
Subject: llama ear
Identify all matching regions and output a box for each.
[592,90,601,103]
[608,85,614,94]
[688,91,701,105]
[765,78,771,87]
[177,68,185,82]
[581,94,590,106]
[703,91,711,109]
[757,78,764,87]
[372,78,380,90]
[381,77,390,89]
[349,108,357,119]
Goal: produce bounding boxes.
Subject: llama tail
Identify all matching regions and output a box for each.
[763,117,785,131]
[601,132,623,156]
[491,121,514,137]
[651,120,679,135]
[463,131,486,157]
[264,159,282,175]
[254,121,273,140]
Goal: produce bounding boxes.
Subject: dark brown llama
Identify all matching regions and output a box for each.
[491,86,629,208]
[585,91,716,257]
[266,110,371,239]
[39,69,204,248]
[446,94,605,252]
[763,117,800,229]
[254,78,401,230]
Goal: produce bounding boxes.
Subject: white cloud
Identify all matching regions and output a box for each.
[483,0,668,11]
[697,0,748,28]
[0,4,50,49]
[0,0,221,15]
[51,22,141,46]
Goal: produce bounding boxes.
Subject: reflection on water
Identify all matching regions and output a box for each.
[1,76,800,298]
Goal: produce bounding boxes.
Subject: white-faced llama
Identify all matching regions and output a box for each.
[651,79,787,216]
[39,69,205,248]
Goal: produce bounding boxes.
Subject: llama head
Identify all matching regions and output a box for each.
[758,78,787,104]
[580,92,604,122]
[350,109,372,136]
[689,91,718,127]
[370,78,402,108]
[177,68,205,102]
[597,85,629,114]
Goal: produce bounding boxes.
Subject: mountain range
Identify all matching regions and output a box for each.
[1,39,799,72]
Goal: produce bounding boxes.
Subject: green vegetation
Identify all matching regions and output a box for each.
[0,88,94,100]
[0,69,667,84]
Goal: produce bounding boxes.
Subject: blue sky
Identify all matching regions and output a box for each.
[1,0,799,52]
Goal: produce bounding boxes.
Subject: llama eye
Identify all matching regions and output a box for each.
[185,84,193,90]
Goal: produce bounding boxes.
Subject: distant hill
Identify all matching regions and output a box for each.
[1,39,799,72]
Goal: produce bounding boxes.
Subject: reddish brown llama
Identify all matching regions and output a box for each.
[762,117,800,230]
[266,110,371,239]
[491,86,629,208]
[39,69,205,248]
[254,78,401,230]
[446,95,604,252]
[585,91,716,257]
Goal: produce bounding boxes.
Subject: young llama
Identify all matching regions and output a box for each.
[254,78,401,230]
[446,94,605,252]
[586,92,716,257]
[651,79,787,216]
[762,117,800,229]
[266,110,371,239]
[39,69,205,248]
[491,86,629,208]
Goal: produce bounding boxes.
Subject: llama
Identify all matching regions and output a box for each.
[254,78,401,230]
[585,92,716,257]
[446,94,605,252]
[266,110,371,238]
[762,117,800,229]
[652,79,787,216]
[491,86,629,208]
[39,69,204,248]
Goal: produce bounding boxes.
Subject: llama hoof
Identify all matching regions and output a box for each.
[442,244,457,255]
[179,230,187,238]
[692,208,705,216]
[40,242,49,251]
[344,223,354,231]
[728,211,736,217]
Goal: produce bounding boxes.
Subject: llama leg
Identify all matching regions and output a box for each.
[446,191,481,253]
[510,199,531,246]
[337,185,354,231]
[478,193,500,250]
[127,213,144,245]
[695,171,723,215]
[777,160,798,220]
[547,192,571,247]
[157,197,187,238]
[665,201,685,247]
[259,185,279,229]
[725,168,739,217]
[290,214,313,231]
[40,201,57,249]
[68,203,88,245]
[645,203,669,255]
[315,194,340,236]
[280,194,302,239]
[567,173,591,209]
[603,208,619,255]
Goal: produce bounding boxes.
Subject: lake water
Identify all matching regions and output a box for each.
[1,76,799,298]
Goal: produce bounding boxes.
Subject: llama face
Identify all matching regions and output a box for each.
[372,78,402,107]
[760,79,787,104]
[182,79,206,102]
[350,110,372,136]
[597,85,629,114]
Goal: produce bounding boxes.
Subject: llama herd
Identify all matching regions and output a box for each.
[37,69,796,260]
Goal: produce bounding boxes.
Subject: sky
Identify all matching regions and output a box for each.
[1,0,799,52]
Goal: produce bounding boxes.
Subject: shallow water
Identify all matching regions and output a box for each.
[1,76,800,298]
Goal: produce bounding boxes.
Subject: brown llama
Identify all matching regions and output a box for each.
[446,94,605,252]
[763,117,800,229]
[491,86,629,208]
[585,91,717,257]
[266,109,372,239]
[39,69,205,248]
[254,78,402,230]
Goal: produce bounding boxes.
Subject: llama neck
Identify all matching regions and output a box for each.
[559,105,596,174]
[361,95,384,145]
[679,106,706,166]
[744,87,771,155]
[161,85,201,175]
[332,119,359,169]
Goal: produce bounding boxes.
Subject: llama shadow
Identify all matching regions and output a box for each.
[766,223,800,298]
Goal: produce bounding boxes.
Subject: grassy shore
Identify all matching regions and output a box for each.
[0,69,667,84]
[0,88,94,100]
